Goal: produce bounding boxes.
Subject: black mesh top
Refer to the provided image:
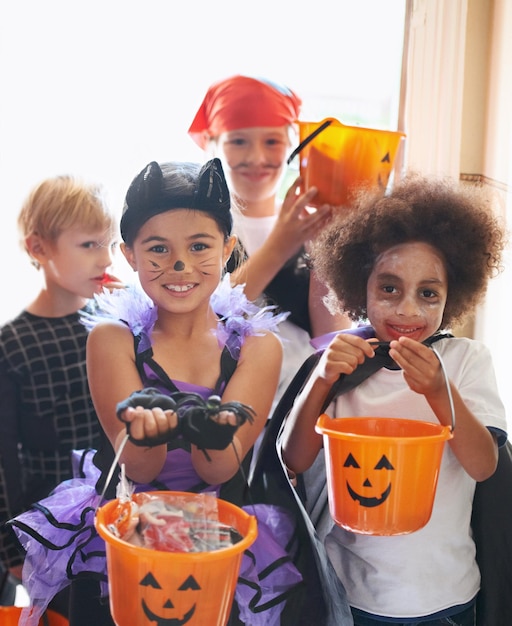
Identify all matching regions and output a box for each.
[0,308,102,567]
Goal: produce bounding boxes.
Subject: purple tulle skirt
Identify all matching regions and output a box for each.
[11,449,302,626]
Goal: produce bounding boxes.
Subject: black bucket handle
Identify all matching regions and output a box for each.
[287,118,333,165]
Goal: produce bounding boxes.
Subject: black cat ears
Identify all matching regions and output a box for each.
[120,158,232,244]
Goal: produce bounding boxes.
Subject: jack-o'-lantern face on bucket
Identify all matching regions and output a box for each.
[96,494,258,626]
[343,452,395,507]
[139,572,201,625]
[315,414,453,534]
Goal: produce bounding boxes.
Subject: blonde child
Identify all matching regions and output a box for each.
[0,175,120,603]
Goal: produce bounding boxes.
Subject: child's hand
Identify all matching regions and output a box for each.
[117,388,179,446]
[389,336,445,396]
[316,333,376,385]
[116,390,255,451]
[268,177,333,259]
[121,405,179,446]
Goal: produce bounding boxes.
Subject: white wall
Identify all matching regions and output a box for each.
[404,0,512,427]
[473,0,512,426]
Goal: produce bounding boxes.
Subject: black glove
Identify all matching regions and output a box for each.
[179,395,255,452]
[116,387,178,447]
[180,407,239,451]
[116,389,255,453]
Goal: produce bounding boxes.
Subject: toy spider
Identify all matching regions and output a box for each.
[116,388,255,454]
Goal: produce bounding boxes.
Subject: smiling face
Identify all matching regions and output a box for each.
[122,209,235,315]
[214,126,290,211]
[344,451,395,507]
[139,572,200,626]
[366,241,448,343]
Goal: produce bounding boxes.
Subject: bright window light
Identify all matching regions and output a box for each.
[0,0,406,323]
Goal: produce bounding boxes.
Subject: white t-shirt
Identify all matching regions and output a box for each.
[232,211,315,412]
[232,211,277,258]
[323,336,507,619]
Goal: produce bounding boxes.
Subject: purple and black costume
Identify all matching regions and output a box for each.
[10,278,303,626]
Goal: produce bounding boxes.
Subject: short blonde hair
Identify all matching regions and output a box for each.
[18,175,117,251]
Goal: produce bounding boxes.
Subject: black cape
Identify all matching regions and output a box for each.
[246,350,354,625]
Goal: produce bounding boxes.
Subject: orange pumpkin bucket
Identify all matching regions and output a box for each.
[315,415,453,535]
[95,491,257,626]
[292,118,405,207]
[0,606,69,625]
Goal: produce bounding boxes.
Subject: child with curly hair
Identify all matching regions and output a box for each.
[280,174,507,626]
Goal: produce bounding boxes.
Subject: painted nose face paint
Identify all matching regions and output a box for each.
[173,260,185,271]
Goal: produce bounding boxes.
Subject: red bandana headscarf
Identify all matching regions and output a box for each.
[188,75,302,149]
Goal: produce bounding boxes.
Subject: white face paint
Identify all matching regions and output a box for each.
[366,241,448,343]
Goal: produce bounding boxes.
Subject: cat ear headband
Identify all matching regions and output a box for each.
[120,157,232,244]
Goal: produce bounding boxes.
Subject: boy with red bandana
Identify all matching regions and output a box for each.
[189,75,352,411]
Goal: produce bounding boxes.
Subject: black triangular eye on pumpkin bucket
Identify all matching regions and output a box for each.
[178,575,201,591]
[139,572,162,589]
[343,453,360,468]
[374,455,394,470]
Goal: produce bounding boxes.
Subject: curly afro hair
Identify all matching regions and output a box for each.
[311,173,506,329]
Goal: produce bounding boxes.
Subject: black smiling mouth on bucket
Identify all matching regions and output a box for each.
[346,481,392,508]
[142,599,196,626]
